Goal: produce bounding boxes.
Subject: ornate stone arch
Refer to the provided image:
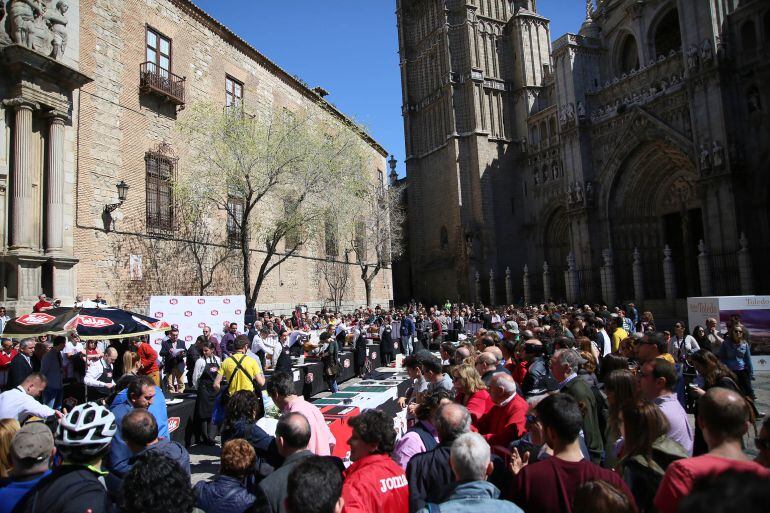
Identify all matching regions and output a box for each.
[647,3,682,59]
[612,29,641,75]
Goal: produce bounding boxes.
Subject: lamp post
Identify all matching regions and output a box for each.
[104,180,129,231]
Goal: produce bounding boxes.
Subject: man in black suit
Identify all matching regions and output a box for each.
[7,338,36,389]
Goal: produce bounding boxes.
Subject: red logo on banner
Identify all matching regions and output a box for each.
[65,316,114,329]
[167,417,180,433]
[235,309,242,315]
[223,298,231,304]
[15,313,56,326]
[197,298,205,304]
[154,312,164,318]
[198,322,206,328]
[211,310,219,316]
[184,311,192,317]
[185,335,193,342]
[343,359,351,369]
[169,298,178,305]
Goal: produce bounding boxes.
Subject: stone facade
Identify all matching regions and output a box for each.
[397,0,770,307]
[1,0,393,315]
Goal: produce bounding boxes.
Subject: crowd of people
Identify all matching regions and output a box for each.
[0,299,768,513]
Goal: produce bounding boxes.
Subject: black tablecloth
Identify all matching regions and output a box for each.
[166,393,196,444]
[338,351,355,383]
[297,359,326,399]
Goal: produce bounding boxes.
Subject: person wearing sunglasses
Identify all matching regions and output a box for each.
[717,324,755,399]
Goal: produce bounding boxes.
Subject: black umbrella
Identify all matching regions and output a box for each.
[1,307,171,340]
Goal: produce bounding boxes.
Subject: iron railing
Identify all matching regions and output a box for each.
[140,62,185,106]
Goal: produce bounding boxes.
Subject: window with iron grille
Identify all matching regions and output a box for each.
[227,195,244,246]
[145,149,176,234]
[226,76,243,108]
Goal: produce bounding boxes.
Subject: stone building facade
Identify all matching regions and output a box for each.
[1,0,393,314]
[397,0,770,310]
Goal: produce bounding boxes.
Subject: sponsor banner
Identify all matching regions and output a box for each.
[688,295,770,369]
[148,295,246,350]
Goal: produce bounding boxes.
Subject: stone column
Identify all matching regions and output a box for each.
[505,267,513,305]
[697,240,713,296]
[45,113,67,253]
[489,268,496,306]
[523,265,531,305]
[565,253,579,304]
[663,245,677,299]
[737,233,753,295]
[632,247,645,304]
[542,262,551,302]
[474,271,482,305]
[7,99,37,250]
[600,249,617,306]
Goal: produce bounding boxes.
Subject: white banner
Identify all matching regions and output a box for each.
[148,295,246,350]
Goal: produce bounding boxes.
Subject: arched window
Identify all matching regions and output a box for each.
[618,34,639,74]
[654,9,681,58]
[548,117,557,141]
[539,121,547,145]
[440,226,449,249]
[742,21,757,52]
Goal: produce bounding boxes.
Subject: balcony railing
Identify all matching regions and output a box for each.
[140,62,186,107]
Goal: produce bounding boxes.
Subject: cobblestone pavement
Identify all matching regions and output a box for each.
[189,371,770,484]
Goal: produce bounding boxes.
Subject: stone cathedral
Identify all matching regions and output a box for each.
[396,0,770,310]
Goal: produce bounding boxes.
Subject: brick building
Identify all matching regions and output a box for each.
[397,0,770,311]
[0,0,393,314]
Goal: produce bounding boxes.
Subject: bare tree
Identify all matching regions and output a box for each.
[316,252,351,312]
[177,103,368,309]
[340,182,406,307]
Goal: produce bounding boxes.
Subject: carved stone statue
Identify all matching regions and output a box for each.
[700,39,713,63]
[6,0,68,60]
[46,1,68,59]
[577,101,586,118]
[585,181,594,203]
[559,107,566,125]
[9,0,43,47]
[574,181,584,204]
[566,103,575,122]
[686,45,699,70]
[0,1,11,44]
[699,143,712,171]
[712,140,724,168]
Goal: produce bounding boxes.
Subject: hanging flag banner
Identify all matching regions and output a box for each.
[148,295,247,350]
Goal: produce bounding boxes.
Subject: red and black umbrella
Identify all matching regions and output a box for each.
[1,307,171,340]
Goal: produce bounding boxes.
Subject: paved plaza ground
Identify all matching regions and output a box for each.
[189,370,770,485]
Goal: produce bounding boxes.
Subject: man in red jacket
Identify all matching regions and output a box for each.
[477,373,528,448]
[133,337,159,386]
[342,410,408,513]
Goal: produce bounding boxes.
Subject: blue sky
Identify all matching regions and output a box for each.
[193,1,586,177]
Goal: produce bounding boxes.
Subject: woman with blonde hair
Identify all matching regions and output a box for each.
[452,363,494,426]
[122,350,140,377]
[0,418,21,478]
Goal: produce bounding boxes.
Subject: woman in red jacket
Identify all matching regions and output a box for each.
[342,410,409,513]
[452,364,494,427]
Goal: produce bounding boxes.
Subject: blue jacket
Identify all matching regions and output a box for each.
[194,475,261,513]
[416,481,524,513]
[718,340,753,375]
[401,317,416,336]
[108,386,169,473]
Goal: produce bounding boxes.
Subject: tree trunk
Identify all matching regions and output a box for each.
[364,278,372,308]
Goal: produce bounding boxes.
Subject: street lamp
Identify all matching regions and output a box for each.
[105,180,129,213]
